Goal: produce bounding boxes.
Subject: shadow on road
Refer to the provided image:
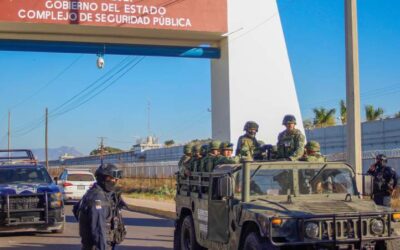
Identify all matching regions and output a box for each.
[0,243,172,250]
[123,217,174,228]
[66,215,77,223]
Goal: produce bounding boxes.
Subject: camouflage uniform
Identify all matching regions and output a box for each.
[201,140,221,172]
[277,115,305,161]
[178,144,192,177]
[236,121,261,160]
[189,144,203,172]
[300,141,326,163]
[215,142,240,165]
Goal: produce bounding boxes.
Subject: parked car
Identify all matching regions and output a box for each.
[56,169,95,202]
[0,149,64,233]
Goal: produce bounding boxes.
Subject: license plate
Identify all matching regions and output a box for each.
[78,185,85,190]
[21,217,35,222]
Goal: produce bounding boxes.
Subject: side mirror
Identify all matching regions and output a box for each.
[218,175,234,198]
[53,176,59,185]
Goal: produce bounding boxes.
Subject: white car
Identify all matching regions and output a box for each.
[57,169,95,202]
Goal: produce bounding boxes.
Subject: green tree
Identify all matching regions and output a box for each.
[394,112,400,118]
[164,140,175,147]
[312,107,336,128]
[365,105,384,121]
[340,100,347,125]
[90,146,124,156]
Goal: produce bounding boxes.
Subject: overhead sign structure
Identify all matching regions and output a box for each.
[0,0,227,33]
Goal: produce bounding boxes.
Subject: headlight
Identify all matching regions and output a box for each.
[305,222,319,239]
[392,213,400,222]
[370,219,384,235]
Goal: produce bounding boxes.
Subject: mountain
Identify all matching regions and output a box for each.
[32,146,84,161]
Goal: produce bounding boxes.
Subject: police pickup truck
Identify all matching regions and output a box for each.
[0,149,65,233]
[174,161,400,250]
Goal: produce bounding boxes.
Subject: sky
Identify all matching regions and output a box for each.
[0,0,399,154]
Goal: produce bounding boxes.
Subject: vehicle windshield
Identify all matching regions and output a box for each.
[67,174,94,182]
[234,162,355,198]
[0,167,52,184]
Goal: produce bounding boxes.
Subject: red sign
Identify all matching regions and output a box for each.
[0,0,227,33]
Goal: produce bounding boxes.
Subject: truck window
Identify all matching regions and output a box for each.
[0,167,52,184]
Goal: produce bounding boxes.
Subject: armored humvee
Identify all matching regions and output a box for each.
[174,161,400,250]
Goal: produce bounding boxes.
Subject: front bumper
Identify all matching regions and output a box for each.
[268,212,400,247]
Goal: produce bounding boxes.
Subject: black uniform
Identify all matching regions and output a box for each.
[368,165,398,206]
[74,183,126,250]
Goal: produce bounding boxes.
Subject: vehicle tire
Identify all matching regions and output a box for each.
[174,219,182,250]
[51,222,65,234]
[180,215,202,250]
[385,239,400,250]
[243,232,277,250]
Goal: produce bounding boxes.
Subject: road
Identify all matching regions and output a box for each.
[0,205,174,249]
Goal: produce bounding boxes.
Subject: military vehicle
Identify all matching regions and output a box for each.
[174,161,400,249]
[0,149,65,233]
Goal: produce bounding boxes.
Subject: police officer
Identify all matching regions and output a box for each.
[300,141,326,162]
[367,154,398,207]
[277,115,305,161]
[179,143,193,177]
[215,142,240,165]
[236,121,261,160]
[74,164,126,250]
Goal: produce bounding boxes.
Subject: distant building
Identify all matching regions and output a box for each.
[59,153,75,162]
[131,136,162,154]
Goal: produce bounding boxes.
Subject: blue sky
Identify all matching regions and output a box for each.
[0,0,399,154]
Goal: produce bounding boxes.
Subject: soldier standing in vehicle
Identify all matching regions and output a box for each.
[236,121,261,160]
[277,114,305,161]
[179,143,193,177]
[74,164,126,250]
[215,142,240,165]
[367,154,398,207]
[201,140,221,172]
[300,141,326,162]
[189,144,203,172]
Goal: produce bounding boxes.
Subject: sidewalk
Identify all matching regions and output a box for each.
[122,196,176,220]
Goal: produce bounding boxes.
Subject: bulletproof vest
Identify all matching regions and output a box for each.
[373,166,395,195]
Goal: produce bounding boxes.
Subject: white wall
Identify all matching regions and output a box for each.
[211,0,303,147]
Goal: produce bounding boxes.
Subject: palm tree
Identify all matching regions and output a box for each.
[312,107,336,128]
[395,112,400,119]
[340,100,347,124]
[365,105,384,121]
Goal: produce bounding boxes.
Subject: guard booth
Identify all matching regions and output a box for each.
[0,0,303,144]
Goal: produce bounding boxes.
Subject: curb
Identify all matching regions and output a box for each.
[125,204,176,220]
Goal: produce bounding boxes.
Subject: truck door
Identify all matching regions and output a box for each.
[207,176,230,243]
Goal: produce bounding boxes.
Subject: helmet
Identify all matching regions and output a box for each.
[243,121,259,131]
[376,154,387,163]
[282,115,296,125]
[183,143,193,154]
[220,142,234,151]
[95,163,123,179]
[192,144,202,154]
[305,141,320,152]
[208,140,221,150]
[200,144,209,156]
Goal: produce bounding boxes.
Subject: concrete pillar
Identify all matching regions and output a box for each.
[211,0,303,147]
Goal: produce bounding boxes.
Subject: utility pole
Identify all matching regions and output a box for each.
[147,101,151,136]
[8,111,11,155]
[345,0,362,193]
[45,108,49,169]
[98,137,107,165]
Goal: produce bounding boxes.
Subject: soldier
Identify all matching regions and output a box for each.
[236,121,261,160]
[74,164,126,250]
[189,144,203,172]
[201,140,221,172]
[367,154,398,207]
[215,142,240,165]
[277,115,305,161]
[178,143,193,177]
[300,141,326,162]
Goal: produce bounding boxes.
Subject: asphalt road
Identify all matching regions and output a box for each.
[0,205,174,249]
